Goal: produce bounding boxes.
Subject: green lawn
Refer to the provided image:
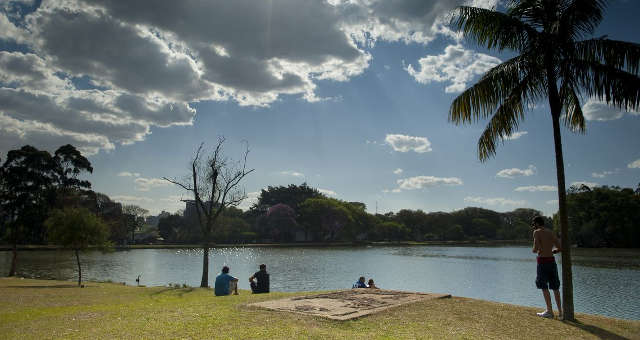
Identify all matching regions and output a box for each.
[1,278,638,339]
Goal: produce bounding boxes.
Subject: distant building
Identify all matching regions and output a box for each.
[146,211,171,227]
[183,200,214,221]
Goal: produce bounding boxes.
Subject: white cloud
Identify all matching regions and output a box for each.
[505,131,528,140]
[464,196,526,207]
[583,98,640,121]
[111,195,154,204]
[385,134,432,153]
[406,44,501,93]
[546,200,558,205]
[393,168,403,175]
[280,171,305,178]
[514,185,557,192]
[496,165,536,179]
[591,170,617,178]
[134,177,171,192]
[0,0,504,154]
[570,181,598,188]
[237,191,260,211]
[118,171,140,177]
[319,188,337,196]
[396,175,463,191]
[628,159,640,169]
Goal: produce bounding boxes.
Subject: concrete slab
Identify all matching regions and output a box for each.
[248,289,451,320]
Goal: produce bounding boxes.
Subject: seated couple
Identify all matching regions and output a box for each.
[352,276,379,289]
[214,264,270,296]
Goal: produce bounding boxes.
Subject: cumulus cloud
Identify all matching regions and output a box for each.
[1,0,502,155]
[118,171,140,177]
[591,169,617,178]
[385,134,432,153]
[319,188,337,196]
[464,196,526,207]
[236,191,260,211]
[280,171,305,178]
[406,44,501,93]
[134,177,171,192]
[546,200,558,205]
[583,98,640,121]
[496,165,536,179]
[570,181,598,189]
[628,159,640,169]
[505,131,528,140]
[514,185,557,192]
[396,176,463,191]
[393,168,403,175]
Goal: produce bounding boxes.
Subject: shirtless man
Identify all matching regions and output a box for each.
[532,216,562,319]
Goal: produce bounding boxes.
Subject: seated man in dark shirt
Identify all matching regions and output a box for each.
[249,264,269,294]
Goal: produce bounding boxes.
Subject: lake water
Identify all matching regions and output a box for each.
[1,246,639,320]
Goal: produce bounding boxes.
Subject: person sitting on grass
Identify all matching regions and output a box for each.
[248,264,269,294]
[532,216,562,319]
[214,266,238,296]
[352,276,367,288]
[367,279,379,289]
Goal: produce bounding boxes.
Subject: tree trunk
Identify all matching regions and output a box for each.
[546,49,574,321]
[551,114,574,320]
[8,243,17,277]
[75,249,82,287]
[200,244,209,287]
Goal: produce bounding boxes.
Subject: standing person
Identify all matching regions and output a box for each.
[248,264,270,294]
[352,276,367,288]
[214,266,238,296]
[532,216,562,319]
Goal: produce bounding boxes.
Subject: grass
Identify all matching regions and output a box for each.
[1,278,638,339]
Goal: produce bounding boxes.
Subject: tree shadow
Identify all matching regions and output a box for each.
[5,284,79,289]
[564,319,630,340]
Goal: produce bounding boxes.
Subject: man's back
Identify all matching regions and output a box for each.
[533,228,560,257]
[214,273,235,296]
[253,270,269,293]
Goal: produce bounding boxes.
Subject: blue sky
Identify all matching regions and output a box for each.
[1,0,639,216]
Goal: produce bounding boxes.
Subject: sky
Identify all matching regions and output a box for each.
[1,0,639,217]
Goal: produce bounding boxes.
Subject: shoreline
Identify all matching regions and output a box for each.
[0,239,533,251]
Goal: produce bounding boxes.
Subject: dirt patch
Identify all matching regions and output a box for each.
[249,289,451,320]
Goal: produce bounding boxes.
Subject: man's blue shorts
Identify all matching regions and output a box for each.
[536,259,560,290]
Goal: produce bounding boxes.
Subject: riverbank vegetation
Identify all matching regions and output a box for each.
[1,277,638,339]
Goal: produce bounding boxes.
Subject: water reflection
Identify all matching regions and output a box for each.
[1,246,638,320]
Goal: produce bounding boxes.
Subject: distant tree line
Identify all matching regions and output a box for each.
[553,184,640,248]
[157,183,552,245]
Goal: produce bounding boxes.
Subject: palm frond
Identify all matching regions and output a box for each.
[449,54,537,125]
[571,58,640,111]
[576,38,640,75]
[476,71,545,161]
[559,0,606,39]
[559,81,586,132]
[452,6,537,52]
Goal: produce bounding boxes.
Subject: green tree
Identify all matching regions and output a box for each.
[253,183,324,213]
[122,204,149,244]
[164,138,253,287]
[449,0,640,320]
[298,198,352,241]
[45,207,111,287]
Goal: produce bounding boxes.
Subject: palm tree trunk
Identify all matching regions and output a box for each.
[75,249,82,287]
[200,244,209,287]
[546,51,574,320]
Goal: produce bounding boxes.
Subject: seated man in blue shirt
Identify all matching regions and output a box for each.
[214,266,238,296]
[352,276,367,288]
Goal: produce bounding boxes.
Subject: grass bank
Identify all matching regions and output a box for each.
[1,278,638,339]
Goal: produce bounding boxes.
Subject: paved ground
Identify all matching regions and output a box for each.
[249,289,451,320]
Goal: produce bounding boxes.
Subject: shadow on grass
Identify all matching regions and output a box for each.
[4,284,79,289]
[150,287,197,297]
[564,319,630,340]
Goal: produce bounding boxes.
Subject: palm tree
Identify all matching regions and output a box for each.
[449,0,640,321]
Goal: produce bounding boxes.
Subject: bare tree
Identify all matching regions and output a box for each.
[163,137,253,287]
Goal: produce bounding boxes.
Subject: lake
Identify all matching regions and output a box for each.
[1,246,639,320]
